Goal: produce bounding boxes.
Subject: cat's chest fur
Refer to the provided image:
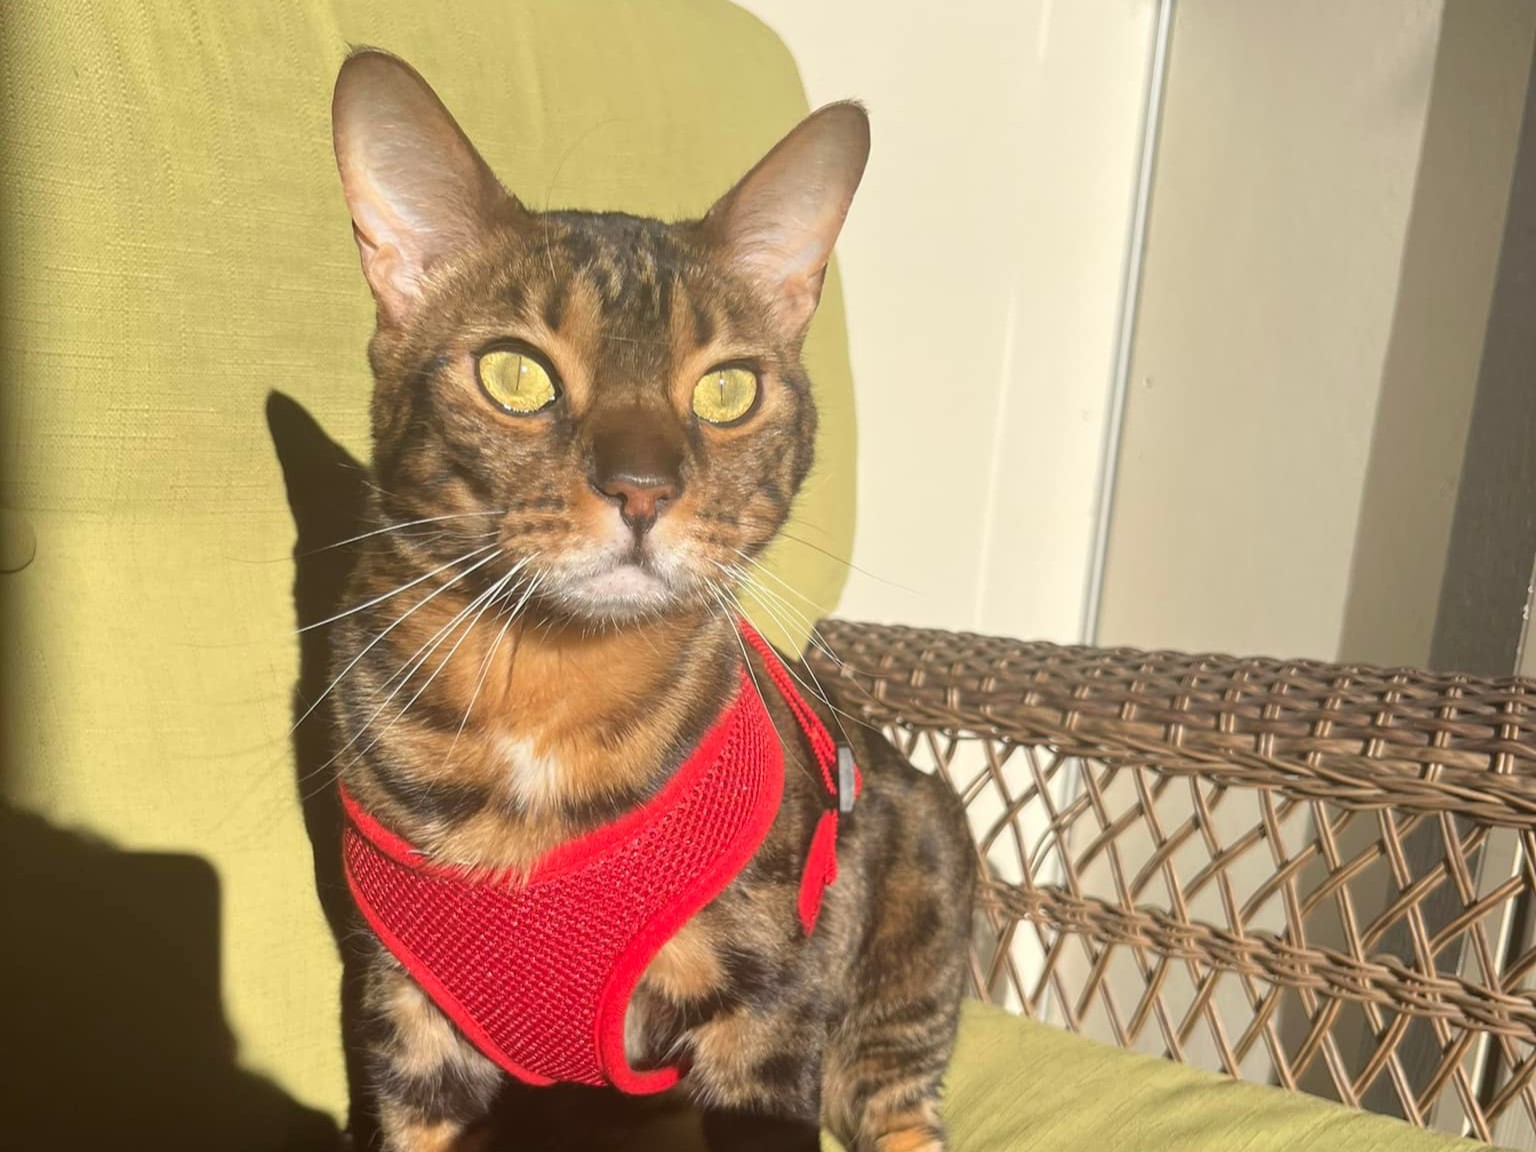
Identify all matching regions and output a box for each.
[492,732,566,814]
[337,605,737,874]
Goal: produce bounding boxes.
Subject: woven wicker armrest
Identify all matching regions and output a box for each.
[810,618,1536,1142]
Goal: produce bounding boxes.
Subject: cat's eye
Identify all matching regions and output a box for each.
[477,348,559,414]
[691,367,759,426]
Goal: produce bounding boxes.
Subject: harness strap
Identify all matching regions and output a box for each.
[738,622,862,932]
[340,619,858,1094]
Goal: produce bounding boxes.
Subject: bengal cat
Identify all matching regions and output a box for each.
[324,49,975,1152]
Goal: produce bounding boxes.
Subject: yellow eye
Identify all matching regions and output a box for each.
[477,348,559,414]
[691,367,759,425]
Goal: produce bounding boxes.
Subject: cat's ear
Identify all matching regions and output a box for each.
[332,50,514,324]
[704,102,870,338]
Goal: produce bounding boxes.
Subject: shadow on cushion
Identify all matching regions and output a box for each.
[0,804,338,1151]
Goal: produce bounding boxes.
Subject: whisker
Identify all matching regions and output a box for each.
[734,582,840,668]
[298,543,500,634]
[594,332,669,347]
[540,115,623,282]
[300,566,516,789]
[441,564,545,770]
[373,553,540,710]
[715,576,877,739]
[351,567,522,770]
[290,547,505,735]
[303,563,522,797]
[705,583,826,791]
[727,513,907,591]
[298,509,507,557]
[714,559,840,665]
[706,584,779,739]
[724,560,889,730]
[223,524,501,569]
[730,547,831,615]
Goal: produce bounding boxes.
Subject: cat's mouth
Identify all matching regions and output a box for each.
[544,540,691,620]
[577,563,670,607]
[580,556,666,599]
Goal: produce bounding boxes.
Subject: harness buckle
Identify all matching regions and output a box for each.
[836,745,857,815]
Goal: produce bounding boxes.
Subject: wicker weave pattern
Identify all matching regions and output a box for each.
[810,619,1536,1144]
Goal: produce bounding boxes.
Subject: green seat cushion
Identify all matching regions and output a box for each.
[908,1003,1479,1152]
[504,1003,1481,1150]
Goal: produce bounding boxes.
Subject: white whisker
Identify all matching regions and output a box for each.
[714,559,839,665]
[300,564,520,793]
[351,569,522,767]
[722,553,881,717]
[291,547,506,734]
[329,550,542,788]
[704,583,821,789]
[301,568,522,804]
[300,509,507,556]
[731,547,834,621]
[715,564,877,740]
[298,543,500,634]
[441,565,546,770]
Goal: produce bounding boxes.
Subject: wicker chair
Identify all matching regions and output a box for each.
[810,619,1536,1146]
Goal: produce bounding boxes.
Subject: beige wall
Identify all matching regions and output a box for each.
[738,0,1158,643]
[1098,0,1447,661]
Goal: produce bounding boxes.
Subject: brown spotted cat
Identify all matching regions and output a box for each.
[325,50,975,1152]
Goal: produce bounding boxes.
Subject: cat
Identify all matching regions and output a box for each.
[325,49,975,1152]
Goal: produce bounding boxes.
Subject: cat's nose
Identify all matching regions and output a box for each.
[596,474,679,535]
[590,416,686,537]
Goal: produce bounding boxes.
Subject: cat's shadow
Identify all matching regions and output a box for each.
[266,392,705,1152]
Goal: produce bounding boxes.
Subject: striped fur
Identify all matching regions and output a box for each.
[326,51,975,1152]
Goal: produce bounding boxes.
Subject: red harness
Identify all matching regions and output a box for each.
[340,624,857,1094]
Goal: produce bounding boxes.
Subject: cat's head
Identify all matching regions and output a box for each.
[331,51,867,624]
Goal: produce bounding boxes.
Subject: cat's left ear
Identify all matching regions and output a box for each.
[703,102,870,339]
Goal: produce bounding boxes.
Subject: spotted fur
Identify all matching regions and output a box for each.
[325,50,975,1152]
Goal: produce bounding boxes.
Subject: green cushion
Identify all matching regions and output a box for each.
[481,1003,1482,1150]
[3,0,853,1126]
[913,1003,1478,1152]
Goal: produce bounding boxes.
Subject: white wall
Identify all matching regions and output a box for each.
[737,0,1159,643]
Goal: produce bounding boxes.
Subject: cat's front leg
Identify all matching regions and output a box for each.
[689,1011,824,1152]
[362,948,501,1152]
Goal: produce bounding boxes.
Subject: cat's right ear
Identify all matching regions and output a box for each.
[332,51,513,325]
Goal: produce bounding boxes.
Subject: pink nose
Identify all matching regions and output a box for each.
[597,475,678,535]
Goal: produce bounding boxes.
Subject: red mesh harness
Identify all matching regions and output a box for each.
[340,623,859,1095]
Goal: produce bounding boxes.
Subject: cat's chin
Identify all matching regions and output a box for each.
[557,563,680,621]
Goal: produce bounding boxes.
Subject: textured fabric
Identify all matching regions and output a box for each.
[2,0,855,1122]
[913,1003,1484,1152]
